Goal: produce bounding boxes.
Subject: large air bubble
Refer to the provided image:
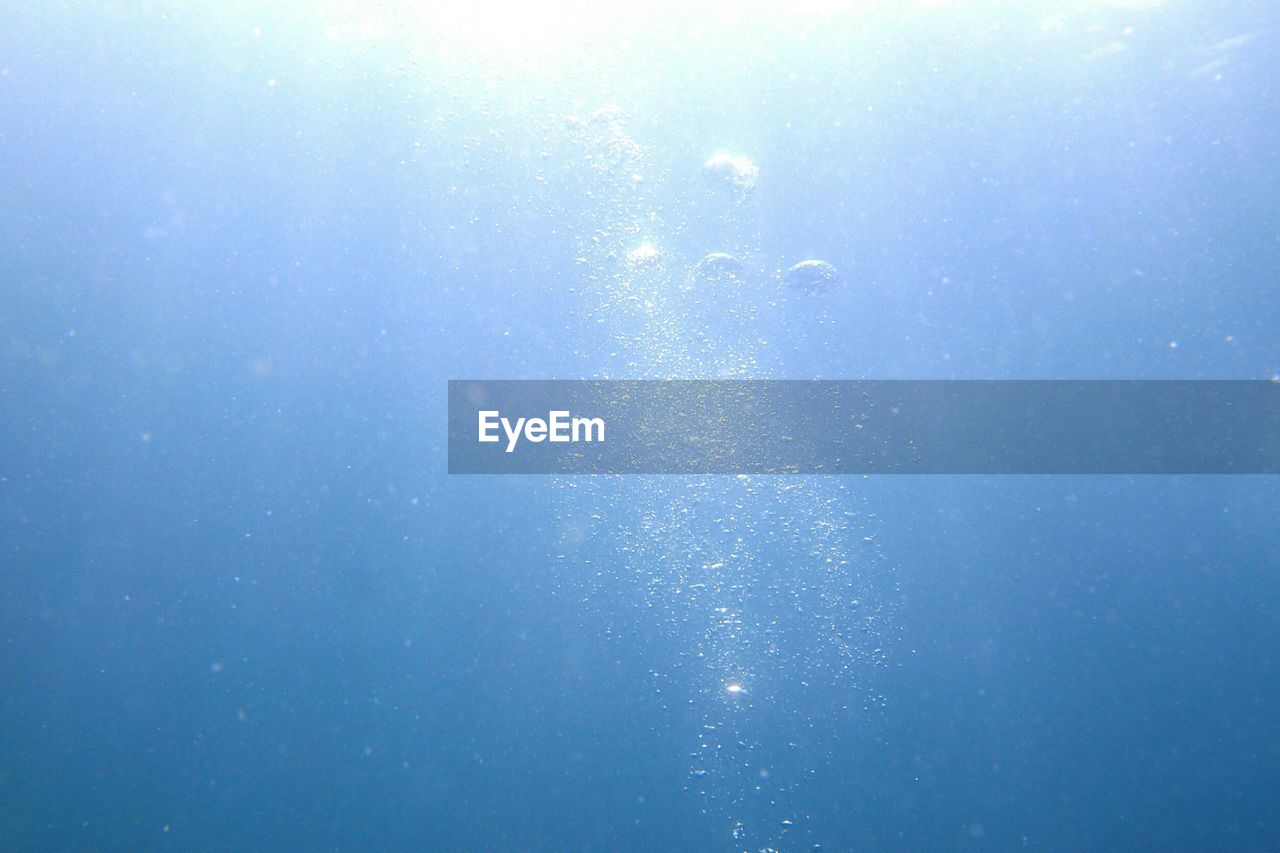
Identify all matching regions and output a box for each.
[688,252,748,290]
[781,259,840,294]
[702,152,759,201]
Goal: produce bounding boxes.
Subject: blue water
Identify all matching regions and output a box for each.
[3,2,1279,850]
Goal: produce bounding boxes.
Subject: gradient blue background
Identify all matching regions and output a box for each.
[2,2,1279,849]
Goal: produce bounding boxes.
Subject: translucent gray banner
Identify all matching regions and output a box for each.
[447,380,1280,474]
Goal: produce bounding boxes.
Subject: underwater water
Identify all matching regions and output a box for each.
[2,1,1279,850]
